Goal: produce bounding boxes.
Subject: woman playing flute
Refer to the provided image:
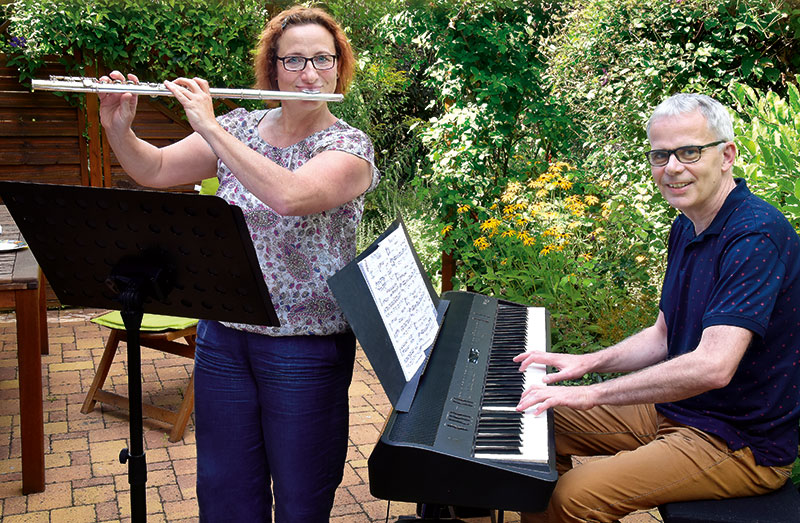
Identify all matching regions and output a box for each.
[99,5,380,522]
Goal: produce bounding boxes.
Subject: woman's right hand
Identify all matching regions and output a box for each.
[98,71,139,133]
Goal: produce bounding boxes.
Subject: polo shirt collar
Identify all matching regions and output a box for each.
[688,178,751,241]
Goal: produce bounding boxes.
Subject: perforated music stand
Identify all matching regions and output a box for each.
[0,181,279,523]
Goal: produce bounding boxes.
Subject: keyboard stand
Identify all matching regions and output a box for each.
[396,504,506,522]
[397,504,467,522]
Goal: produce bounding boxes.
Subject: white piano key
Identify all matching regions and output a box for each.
[474,307,549,463]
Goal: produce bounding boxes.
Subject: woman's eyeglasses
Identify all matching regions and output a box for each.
[277,55,337,72]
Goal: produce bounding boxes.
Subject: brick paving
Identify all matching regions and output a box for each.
[0,308,661,522]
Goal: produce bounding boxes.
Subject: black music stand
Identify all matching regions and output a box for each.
[0,181,279,523]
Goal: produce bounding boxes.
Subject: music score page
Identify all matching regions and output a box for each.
[357,226,439,381]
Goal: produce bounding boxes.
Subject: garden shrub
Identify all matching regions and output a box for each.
[4,0,265,94]
[381,0,575,223]
[731,82,800,231]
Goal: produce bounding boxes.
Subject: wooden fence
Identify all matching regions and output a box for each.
[0,53,196,190]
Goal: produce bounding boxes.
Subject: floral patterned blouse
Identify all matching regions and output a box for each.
[214,107,380,336]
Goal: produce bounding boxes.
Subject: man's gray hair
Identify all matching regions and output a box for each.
[646,93,734,143]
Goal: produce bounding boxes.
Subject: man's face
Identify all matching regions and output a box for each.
[648,110,735,229]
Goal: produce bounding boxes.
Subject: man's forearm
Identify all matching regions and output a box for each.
[588,321,668,374]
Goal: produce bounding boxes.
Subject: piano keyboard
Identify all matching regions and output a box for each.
[474,304,549,463]
[365,291,556,512]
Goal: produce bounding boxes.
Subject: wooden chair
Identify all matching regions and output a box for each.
[81,312,198,442]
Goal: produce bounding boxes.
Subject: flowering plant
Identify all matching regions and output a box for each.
[448,161,659,353]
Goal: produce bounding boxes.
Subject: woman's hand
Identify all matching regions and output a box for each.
[98,71,139,133]
[165,77,218,135]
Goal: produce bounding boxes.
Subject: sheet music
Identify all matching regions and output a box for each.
[358,226,438,381]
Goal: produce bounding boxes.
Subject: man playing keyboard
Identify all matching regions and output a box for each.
[515,93,800,522]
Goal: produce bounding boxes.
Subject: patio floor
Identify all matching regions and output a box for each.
[0,307,661,522]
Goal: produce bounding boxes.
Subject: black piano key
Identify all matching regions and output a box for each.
[474,447,523,455]
[478,422,521,429]
[476,439,522,447]
[476,428,520,436]
[474,446,523,454]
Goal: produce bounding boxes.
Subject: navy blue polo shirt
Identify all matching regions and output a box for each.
[657,179,800,466]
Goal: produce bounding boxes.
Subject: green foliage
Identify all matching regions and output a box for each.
[4,0,265,90]
[546,0,799,145]
[731,82,800,230]
[382,0,576,226]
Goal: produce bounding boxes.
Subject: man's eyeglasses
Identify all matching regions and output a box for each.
[645,141,726,167]
[277,54,337,72]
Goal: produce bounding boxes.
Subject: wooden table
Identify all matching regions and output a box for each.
[0,206,49,494]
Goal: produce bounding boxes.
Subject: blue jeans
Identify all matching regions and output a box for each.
[194,320,356,522]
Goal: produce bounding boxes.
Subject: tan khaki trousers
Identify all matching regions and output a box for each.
[520,404,791,523]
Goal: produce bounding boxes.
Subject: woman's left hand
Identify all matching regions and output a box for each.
[165,77,217,135]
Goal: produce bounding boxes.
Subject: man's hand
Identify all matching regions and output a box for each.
[513,350,592,385]
[516,384,594,415]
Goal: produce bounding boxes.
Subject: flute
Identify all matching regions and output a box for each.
[31,75,344,102]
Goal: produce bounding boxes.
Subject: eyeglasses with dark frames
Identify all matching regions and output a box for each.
[276,54,337,72]
[645,140,726,167]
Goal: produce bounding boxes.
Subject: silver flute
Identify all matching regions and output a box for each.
[31,75,344,102]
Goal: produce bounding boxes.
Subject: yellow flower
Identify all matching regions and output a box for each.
[502,181,523,202]
[473,237,491,251]
[585,195,600,205]
[457,204,470,214]
[540,244,554,255]
[516,231,535,246]
[441,224,453,236]
[480,218,502,232]
[636,255,647,264]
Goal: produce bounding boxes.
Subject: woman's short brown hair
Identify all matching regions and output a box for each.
[253,5,355,95]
